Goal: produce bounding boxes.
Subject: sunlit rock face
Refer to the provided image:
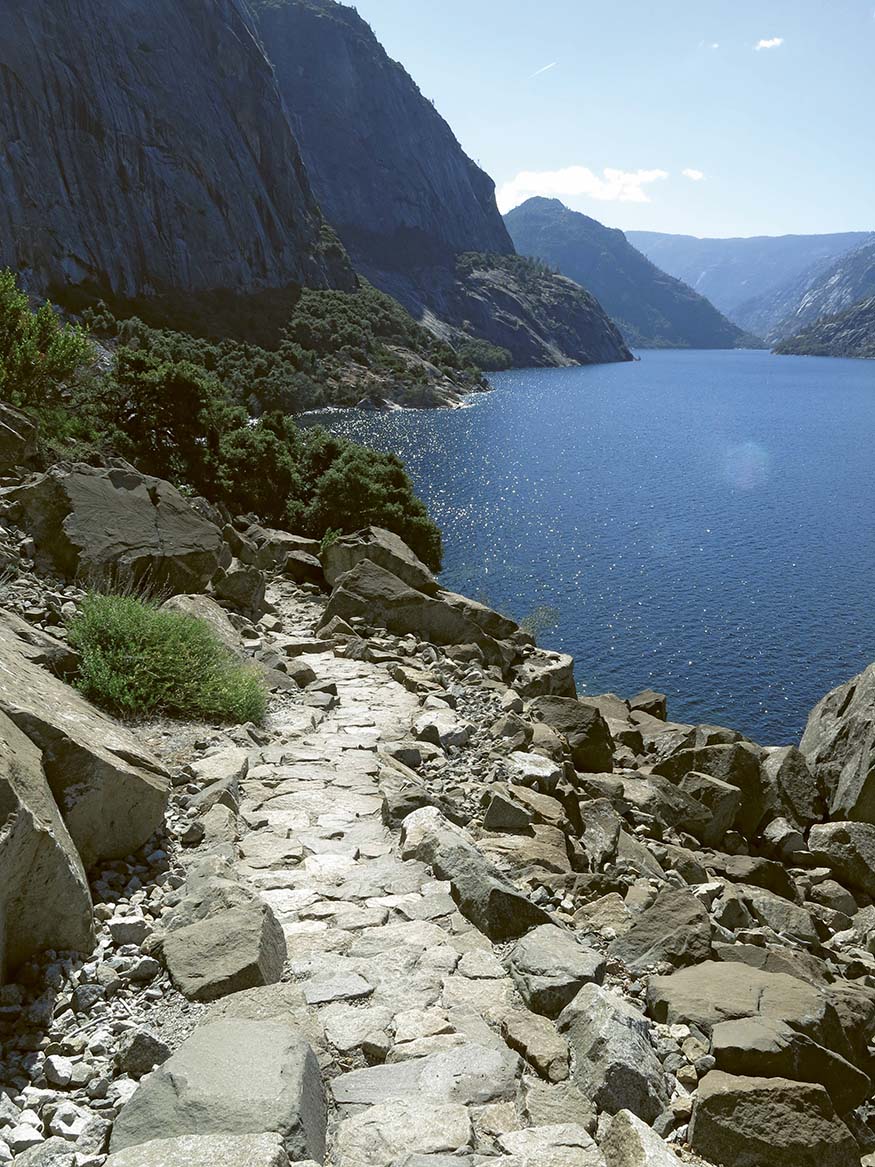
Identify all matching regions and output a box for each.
[0,0,348,299]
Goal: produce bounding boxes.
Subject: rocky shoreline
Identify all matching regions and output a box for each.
[2,440,875,1165]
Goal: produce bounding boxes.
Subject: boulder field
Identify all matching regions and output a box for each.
[1,457,875,1165]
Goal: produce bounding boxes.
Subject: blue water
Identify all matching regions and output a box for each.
[315,350,875,744]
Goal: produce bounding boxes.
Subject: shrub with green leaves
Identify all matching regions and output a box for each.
[69,594,267,724]
[0,268,91,409]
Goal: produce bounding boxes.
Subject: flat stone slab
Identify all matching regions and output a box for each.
[303,972,373,1005]
[104,1132,289,1167]
[109,1020,326,1163]
[332,1042,520,1107]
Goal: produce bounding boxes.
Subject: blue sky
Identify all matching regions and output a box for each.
[348,0,874,237]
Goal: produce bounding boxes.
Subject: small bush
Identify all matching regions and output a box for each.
[69,594,267,724]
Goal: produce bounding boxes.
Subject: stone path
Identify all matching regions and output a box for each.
[226,587,598,1165]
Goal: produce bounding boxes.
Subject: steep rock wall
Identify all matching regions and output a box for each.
[0,0,350,299]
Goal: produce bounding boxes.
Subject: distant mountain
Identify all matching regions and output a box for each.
[734,240,875,342]
[775,295,875,360]
[252,0,630,368]
[505,198,751,349]
[627,230,873,320]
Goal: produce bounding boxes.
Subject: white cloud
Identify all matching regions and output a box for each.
[755,37,784,50]
[682,168,705,181]
[496,166,669,213]
[528,61,557,80]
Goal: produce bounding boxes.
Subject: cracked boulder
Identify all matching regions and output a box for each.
[8,462,223,592]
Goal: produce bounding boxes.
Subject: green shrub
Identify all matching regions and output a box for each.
[69,594,267,723]
[0,268,91,409]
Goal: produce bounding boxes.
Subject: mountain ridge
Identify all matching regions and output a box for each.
[734,238,875,342]
[628,229,874,319]
[505,198,752,349]
[775,293,875,360]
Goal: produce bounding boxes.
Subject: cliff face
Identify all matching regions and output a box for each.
[774,294,875,360]
[506,198,751,350]
[628,230,873,320]
[252,0,628,368]
[252,0,513,278]
[735,239,875,343]
[0,0,351,300]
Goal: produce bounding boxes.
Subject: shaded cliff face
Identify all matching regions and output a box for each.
[0,0,351,300]
[249,0,629,368]
[735,239,875,343]
[775,294,875,360]
[628,230,873,319]
[505,198,751,350]
[252,0,514,276]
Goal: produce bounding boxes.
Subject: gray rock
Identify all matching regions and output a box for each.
[558,984,670,1124]
[760,745,824,827]
[736,884,818,943]
[528,697,614,773]
[0,710,93,979]
[710,1016,870,1113]
[689,1071,859,1167]
[601,1109,682,1166]
[501,1011,570,1082]
[10,463,223,593]
[104,1133,290,1167]
[115,1030,172,1079]
[577,799,622,870]
[629,691,667,720]
[332,1042,520,1107]
[652,742,764,837]
[163,900,287,1002]
[0,608,168,866]
[321,559,515,667]
[321,526,438,594]
[334,1098,471,1165]
[213,563,266,619]
[513,650,577,700]
[801,660,875,822]
[646,962,848,1055]
[676,771,740,846]
[497,1124,605,1166]
[808,821,875,896]
[400,807,550,941]
[0,401,37,472]
[109,1020,325,1162]
[608,888,711,973]
[505,924,606,1018]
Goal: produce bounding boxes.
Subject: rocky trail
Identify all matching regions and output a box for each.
[3,457,875,1167]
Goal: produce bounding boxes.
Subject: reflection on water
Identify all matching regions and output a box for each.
[310,349,875,743]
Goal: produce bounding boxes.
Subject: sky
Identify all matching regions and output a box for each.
[348,0,874,238]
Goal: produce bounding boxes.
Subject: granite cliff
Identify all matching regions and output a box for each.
[735,239,875,344]
[506,198,751,350]
[251,0,630,367]
[775,294,875,360]
[0,0,352,302]
[628,230,873,322]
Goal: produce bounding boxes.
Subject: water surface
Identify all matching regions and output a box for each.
[315,349,875,743]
